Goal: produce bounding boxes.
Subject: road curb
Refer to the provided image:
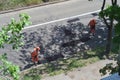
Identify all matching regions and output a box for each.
[20,64,44,75]
[0,0,69,14]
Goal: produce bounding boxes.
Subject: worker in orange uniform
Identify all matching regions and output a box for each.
[31,46,40,65]
[88,19,96,36]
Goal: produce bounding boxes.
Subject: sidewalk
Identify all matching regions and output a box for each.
[42,59,116,80]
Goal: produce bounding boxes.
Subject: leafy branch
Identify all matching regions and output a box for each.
[0,13,31,80]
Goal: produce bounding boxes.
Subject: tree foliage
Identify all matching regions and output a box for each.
[99,0,120,75]
[0,13,31,80]
[0,13,31,49]
[99,0,118,55]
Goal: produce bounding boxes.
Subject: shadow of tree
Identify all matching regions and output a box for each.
[21,54,99,78]
[19,17,108,70]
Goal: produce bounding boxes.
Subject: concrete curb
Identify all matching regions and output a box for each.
[20,64,45,75]
[0,0,69,14]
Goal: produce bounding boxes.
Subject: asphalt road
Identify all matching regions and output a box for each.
[0,0,110,26]
[1,0,119,27]
[0,0,119,69]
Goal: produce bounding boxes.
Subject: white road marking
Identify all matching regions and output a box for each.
[24,10,101,30]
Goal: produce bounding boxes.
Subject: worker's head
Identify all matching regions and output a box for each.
[91,19,96,21]
[34,47,40,51]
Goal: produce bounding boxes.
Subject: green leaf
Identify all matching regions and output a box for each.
[0,66,3,69]
[113,36,120,43]
[0,13,30,80]
[115,23,120,35]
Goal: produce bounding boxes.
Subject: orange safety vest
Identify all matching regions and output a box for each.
[89,19,96,27]
[89,19,96,33]
[31,47,40,62]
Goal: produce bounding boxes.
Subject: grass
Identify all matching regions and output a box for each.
[20,47,104,80]
[0,0,61,11]
[21,56,99,80]
[23,74,41,80]
[20,46,118,80]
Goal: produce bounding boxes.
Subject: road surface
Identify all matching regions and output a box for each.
[0,0,110,26]
[0,0,118,69]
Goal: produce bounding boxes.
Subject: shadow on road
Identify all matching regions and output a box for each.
[19,18,107,70]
